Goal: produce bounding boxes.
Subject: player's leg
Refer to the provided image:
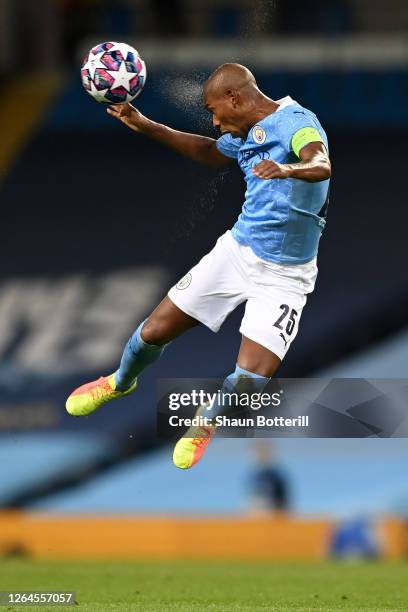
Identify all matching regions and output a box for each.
[114,296,200,391]
[117,229,247,395]
[236,335,281,377]
[66,231,246,418]
[173,337,278,470]
[142,296,201,343]
[173,256,318,470]
[66,297,199,417]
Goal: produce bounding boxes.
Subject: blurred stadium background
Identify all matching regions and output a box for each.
[1,0,408,585]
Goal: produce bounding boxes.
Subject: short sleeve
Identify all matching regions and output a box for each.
[291,127,324,158]
[216,133,242,159]
[276,108,327,158]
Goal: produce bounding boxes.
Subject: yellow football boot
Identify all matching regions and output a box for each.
[66,374,137,417]
[173,405,215,469]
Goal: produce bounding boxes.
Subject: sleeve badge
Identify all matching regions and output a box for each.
[252,125,266,144]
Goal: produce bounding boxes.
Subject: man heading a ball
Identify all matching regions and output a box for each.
[66,63,331,470]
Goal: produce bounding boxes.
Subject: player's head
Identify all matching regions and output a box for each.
[204,63,260,138]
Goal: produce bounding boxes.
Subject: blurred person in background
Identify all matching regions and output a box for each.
[329,517,382,559]
[248,441,290,515]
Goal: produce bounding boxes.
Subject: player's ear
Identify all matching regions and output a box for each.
[226,88,239,108]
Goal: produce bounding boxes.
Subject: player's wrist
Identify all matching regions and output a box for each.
[138,116,162,136]
[129,110,149,132]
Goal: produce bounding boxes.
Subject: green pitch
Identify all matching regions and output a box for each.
[0,559,407,611]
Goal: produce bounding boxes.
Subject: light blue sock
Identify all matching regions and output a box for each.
[205,364,270,421]
[114,321,166,391]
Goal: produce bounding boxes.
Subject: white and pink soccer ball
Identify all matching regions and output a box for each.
[81,42,146,104]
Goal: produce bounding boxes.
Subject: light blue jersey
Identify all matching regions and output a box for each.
[216,96,330,265]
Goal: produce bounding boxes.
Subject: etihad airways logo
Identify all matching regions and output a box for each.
[238,149,270,169]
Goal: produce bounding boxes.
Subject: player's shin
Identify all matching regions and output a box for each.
[204,365,271,423]
[114,320,167,391]
[173,366,270,469]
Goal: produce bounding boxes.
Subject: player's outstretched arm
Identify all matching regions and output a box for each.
[253,142,331,183]
[107,103,230,169]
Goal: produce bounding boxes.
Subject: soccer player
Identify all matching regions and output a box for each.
[66,63,331,469]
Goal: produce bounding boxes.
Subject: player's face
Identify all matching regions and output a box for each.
[204,92,245,138]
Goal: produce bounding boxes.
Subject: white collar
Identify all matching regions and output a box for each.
[276,95,295,112]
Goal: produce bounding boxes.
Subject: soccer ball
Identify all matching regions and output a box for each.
[81,42,146,104]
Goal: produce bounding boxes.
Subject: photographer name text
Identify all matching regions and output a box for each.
[168,415,309,428]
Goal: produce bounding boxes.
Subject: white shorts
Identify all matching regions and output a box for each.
[168,230,317,360]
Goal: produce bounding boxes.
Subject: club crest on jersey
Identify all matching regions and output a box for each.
[252,125,266,144]
[176,272,192,290]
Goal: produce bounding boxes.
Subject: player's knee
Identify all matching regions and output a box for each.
[237,358,280,379]
[140,318,169,346]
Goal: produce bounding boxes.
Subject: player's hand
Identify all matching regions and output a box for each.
[106,103,147,132]
[252,160,292,180]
